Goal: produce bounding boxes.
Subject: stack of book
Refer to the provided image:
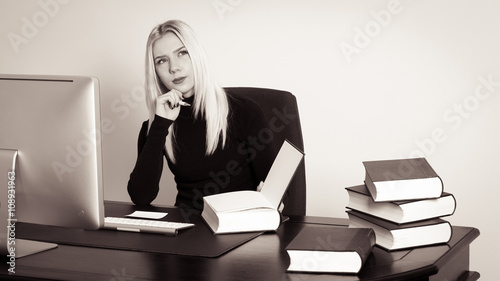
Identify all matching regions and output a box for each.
[346,157,457,251]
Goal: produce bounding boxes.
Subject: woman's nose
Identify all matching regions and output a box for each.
[169,59,181,74]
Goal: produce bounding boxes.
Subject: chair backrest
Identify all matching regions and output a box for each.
[226,87,306,216]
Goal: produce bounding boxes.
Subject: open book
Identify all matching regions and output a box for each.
[201,140,304,234]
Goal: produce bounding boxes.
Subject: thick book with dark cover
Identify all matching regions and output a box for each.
[286,225,375,274]
[347,210,452,251]
[346,184,456,224]
[363,157,444,202]
[202,140,304,234]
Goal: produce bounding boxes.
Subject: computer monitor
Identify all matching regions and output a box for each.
[0,74,105,256]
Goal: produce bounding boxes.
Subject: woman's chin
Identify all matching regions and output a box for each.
[166,85,194,98]
[180,89,194,98]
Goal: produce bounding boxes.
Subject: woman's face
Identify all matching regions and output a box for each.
[153,32,195,98]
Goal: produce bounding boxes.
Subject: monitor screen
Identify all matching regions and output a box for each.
[0,74,104,230]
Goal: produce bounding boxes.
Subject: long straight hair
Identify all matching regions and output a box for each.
[144,20,229,162]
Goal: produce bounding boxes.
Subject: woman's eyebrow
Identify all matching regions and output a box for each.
[154,46,186,61]
[174,46,186,53]
[154,54,167,61]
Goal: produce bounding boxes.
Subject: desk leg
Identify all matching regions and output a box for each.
[458,271,480,281]
[429,246,470,281]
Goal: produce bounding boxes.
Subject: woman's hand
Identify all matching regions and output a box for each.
[155,89,185,121]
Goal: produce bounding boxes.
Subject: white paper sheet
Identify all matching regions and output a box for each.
[126,211,168,219]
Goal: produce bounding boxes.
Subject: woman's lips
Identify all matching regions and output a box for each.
[172,77,186,84]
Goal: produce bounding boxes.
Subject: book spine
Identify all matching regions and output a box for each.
[449,193,457,217]
[348,228,376,263]
[364,173,378,200]
[419,158,445,196]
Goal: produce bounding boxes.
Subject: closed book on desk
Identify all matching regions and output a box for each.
[286,225,375,274]
[347,210,452,251]
[346,184,456,224]
[202,140,304,234]
[363,157,444,202]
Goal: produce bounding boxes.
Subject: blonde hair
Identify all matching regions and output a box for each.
[144,20,229,162]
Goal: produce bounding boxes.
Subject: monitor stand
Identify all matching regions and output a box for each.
[0,149,58,258]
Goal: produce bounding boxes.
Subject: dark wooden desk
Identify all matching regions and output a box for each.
[0,202,479,281]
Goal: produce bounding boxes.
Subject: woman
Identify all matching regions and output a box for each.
[127,20,275,210]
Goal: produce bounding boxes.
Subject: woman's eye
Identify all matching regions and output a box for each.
[179,50,189,56]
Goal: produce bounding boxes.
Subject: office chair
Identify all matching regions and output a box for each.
[226,87,306,216]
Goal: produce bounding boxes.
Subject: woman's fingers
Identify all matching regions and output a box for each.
[164,89,186,108]
[155,89,184,120]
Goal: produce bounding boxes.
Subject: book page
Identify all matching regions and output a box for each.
[261,140,304,209]
[205,190,274,213]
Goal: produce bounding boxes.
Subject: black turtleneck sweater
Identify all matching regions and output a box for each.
[127,90,275,210]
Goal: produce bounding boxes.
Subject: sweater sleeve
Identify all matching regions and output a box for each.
[127,115,173,206]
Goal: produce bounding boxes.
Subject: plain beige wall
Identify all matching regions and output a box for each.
[1,0,498,278]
